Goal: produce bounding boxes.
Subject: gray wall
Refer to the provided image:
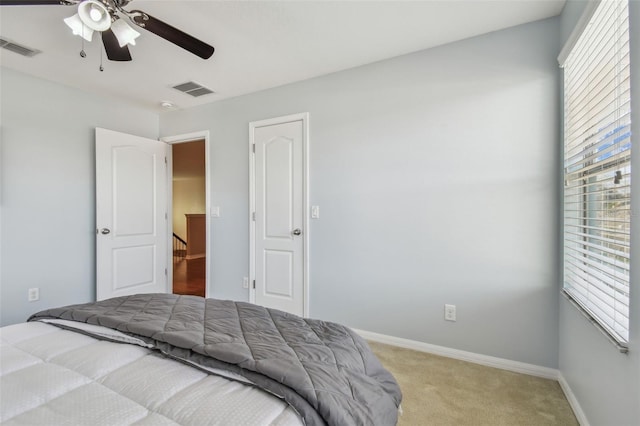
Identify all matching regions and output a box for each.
[558,1,640,424]
[0,68,159,326]
[161,18,561,368]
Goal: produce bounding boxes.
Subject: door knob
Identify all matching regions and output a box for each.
[100,228,111,235]
[292,228,302,236]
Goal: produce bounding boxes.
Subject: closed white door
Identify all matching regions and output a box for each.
[96,128,168,301]
[251,114,308,316]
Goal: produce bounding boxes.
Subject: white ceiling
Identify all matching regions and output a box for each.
[0,0,565,112]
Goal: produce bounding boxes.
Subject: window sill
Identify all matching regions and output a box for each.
[562,289,629,354]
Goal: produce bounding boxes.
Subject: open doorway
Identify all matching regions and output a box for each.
[170,139,206,297]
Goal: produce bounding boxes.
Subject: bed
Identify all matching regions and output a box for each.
[1,294,402,426]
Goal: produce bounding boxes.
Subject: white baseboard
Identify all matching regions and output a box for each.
[353,328,558,379]
[354,328,589,425]
[558,373,590,426]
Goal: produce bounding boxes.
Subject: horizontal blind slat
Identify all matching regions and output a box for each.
[565,260,630,297]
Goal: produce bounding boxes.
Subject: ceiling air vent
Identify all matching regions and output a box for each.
[172,81,214,97]
[0,37,41,57]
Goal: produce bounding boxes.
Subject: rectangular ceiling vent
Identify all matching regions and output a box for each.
[0,37,41,57]
[172,81,215,97]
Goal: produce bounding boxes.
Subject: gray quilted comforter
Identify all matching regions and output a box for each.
[28,294,402,426]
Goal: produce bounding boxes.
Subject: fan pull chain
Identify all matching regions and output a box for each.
[100,45,104,72]
[80,26,86,58]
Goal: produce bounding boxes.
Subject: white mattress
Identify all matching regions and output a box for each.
[0,321,304,425]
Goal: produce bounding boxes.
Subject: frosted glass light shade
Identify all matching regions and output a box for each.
[111,18,140,47]
[78,0,111,32]
[64,14,94,42]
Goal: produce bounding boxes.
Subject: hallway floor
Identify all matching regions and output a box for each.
[173,257,206,297]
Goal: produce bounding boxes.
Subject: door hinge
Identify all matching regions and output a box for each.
[252,212,256,221]
[164,268,167,276]
[164,156,167,164]
[252,143,255,153]
[253,280,256,289]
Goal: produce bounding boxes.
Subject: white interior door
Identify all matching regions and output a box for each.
[96,128,168,301]
[251,114,308,316]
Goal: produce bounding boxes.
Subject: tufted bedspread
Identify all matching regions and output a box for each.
[29,293,402,426]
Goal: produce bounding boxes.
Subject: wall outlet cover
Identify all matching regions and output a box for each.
[28,288,39,302]
[444,304,456,322]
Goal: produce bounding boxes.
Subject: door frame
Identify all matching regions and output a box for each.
[249,113,310,317]
[161,130,211,298]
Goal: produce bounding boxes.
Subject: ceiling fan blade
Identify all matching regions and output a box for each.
[0,0,76,5]
[131,11,214,60]
[102,29,132,61]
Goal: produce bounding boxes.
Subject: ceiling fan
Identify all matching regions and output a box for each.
[0,0,215,62]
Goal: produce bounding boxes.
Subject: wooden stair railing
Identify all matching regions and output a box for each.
[173,233,187,259]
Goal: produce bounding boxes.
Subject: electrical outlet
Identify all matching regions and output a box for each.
[242,277,249,289]
[444,304,456,322]
[28,288,39,302]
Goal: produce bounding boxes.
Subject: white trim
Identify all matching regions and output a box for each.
[557,0,601,67]
[558,373,590,426]
[353,328,558,379]
[249,112,310,317]
[161,131,211,298]
[249,127,255,305]
[302,115,310,317]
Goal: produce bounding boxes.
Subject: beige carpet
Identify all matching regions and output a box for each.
[369,342,578,426]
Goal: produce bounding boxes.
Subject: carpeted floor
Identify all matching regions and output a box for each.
[369,342,578,426]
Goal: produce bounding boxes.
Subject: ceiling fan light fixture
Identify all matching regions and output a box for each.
[111,18,140,47]
[89,5,103,22]
[78,0,111,32]
[64,14,94,42]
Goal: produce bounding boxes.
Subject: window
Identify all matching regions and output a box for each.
[561,0,631,349]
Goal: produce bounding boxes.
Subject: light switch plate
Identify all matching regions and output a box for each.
[211,206,220,217]
[311,206,320,219]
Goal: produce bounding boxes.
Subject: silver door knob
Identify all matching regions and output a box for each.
[292,228,302,236]
[100,228,111,235]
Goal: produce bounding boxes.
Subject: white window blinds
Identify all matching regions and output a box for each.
[562,0,631,347]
